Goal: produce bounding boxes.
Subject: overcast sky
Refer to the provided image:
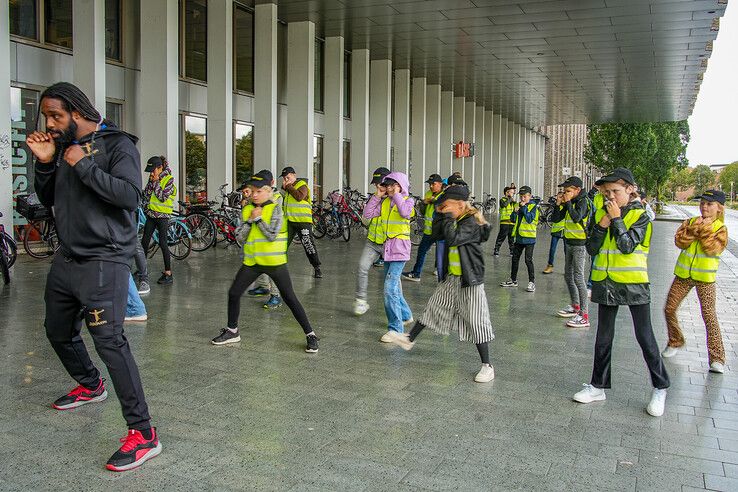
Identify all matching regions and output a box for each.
[686,3,738,167]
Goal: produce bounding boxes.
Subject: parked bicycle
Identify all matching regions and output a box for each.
[16,194,59,259]
[313,192,352,242]
[536,196,556,228]
[0,212,17,284]
[137,208,192,260]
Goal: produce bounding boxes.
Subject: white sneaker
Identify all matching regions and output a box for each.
[474,364,495,383]
[557,305,577,318]
[432,270,438,276]
[646,388,667,417]
[387,331,415,351]
[380,331,395,343]
[572,384,606,404]
[566,314,590,328]
[500,279,518,288]
[124,314,148,322]
[526,282,536,292]
[353,299,369,316]
[403,317,415,329]
[587,288,592,299]
[661,346,680,358]
[709,361,725,374]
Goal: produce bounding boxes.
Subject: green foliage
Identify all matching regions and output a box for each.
[584,121,689,198]
[665,167,694,197]
[692,164,716,196]
[185,131,207,197]
[235,131,254,187]
[718,161,738,196]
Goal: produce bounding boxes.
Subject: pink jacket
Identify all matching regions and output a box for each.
[363,171,414,262]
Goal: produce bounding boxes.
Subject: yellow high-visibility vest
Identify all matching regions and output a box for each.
[241,202,288,266]
[381,196,413,240]
[423,190,443,235]
[499,199,516,224]
[673,217,724,283]
[148,175,176,215]
[551,207,565,234]
[512,203,539,239]
[367,215,386,245]
[591,207,651,284]
[448,246,462,276]
[283,180,313,223]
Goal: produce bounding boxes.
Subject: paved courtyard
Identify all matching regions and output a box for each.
[0,218,737,491]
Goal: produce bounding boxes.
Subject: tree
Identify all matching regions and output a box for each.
[692,164,716,197]
[185,131,207,199]
[234,131,254,186]
[718,161,738,200]
[665,167,694,199]
[584,121,689,199]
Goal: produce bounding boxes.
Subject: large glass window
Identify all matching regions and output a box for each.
[314,39,324,112]
[106,101,123,128]
[184,115,208,203]
[343,53,351,118]
[10,0,38,40]
[234,5,254,93]
[10,87,40,235]
[180,0,208,81]
[313,135,323,200]
[105,0,121,61]
[234,122,254,188]
[342,140,350,190]
[45,0,73,49]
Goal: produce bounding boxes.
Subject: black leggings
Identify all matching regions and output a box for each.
[409,322,490,364]
[511,243,535,282]
[141,217,171,271]
[227,264,313,334]
[494,223,514,254]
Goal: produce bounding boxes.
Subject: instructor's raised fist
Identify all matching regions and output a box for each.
[26,131,57,163]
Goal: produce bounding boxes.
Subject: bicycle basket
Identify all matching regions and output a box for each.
[16,193,52,220]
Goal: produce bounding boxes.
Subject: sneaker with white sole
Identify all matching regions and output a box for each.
[526,282,536,292]
[709,361,725,374]
[380,331,395,343]
[572,383,606,404]
[211,328,241,345]
[124,313,148,322]
[646,388,667,417]
[566,314,590,328]
[353,299,370,316]
[500,279,518,288]
[661,346,680,358]
[52,378,108,410]
[401,272,421,282]
[387,331,415,351]
[556,305,577,318]
[474,364,495,383]
[137,280,151,295]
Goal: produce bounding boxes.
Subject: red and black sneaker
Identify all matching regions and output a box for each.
[106,428,162,472]
[52,378,108,410]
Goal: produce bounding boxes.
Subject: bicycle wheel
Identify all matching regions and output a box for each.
[313,212,327,239]
[340,213,352,242]
[167,221,192,260]
[210,213,234,245]
[2,231,18,268]
[185,212,215,251]
[23,219,57,259]
[324,213,341,239]
[410,217,424,246]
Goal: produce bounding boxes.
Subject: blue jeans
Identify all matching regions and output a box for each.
[384,261,412,333]
[410,234,435,276]
[547,234,562,266]
[126,273,147,317]
[435,240,446,282]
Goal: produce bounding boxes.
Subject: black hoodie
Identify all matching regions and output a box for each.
[34,124,142,264]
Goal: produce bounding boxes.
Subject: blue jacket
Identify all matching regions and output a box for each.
[513,200,539,245]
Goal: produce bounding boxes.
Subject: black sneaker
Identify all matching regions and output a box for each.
[401,272,421,282]
[493,251,500,257]
[157,272,173,285]
[106,428,162,472]
[211,328,241,345]
[305,334,319,353]
[52,378,108,410]
[313,268,323,279]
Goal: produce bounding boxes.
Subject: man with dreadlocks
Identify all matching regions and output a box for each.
[26,82,161,471]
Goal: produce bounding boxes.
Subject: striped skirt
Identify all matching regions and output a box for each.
[418,275,495,344]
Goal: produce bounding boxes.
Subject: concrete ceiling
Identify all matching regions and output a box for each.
[256,0,728,127]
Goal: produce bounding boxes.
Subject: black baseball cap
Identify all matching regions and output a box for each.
[280,166,296,177]
[519,186,532,195]
[699,189,725,204]
[447,174,467,186]
[436,184,469,203]
[559,176,583,188]
[244,169,274,187]
[371,167,391,184]
[381,177,398,186]
[595,167,636,186]
[426,173,443,184]
[144,156,165,173]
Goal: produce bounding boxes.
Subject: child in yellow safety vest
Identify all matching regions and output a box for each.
[387,184,496,383]
[211,169,320,353]
[500,186,539,292]
[543,187,565,275]
[662,190,729,374]
[493,185,517,256]
[402,173,445,282]
[141,156,176,285]
[573,167,670,417]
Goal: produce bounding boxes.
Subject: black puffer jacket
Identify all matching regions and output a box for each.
[432,212,491,287]
[586,200,651,306]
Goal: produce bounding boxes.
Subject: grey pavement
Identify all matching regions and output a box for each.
[0,218,736,491]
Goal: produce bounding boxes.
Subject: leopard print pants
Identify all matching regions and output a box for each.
[664,276,725,364]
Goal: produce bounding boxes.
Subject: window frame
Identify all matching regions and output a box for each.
[314,38,324,113]
[343,52,351,119]
[179,0,209,84]
[232,120,255,188]
[105,98,125,129]
[232,2,255,96]
[104,0,124,63]
[180,111,209,203]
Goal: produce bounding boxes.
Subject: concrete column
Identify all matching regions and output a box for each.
[140,0,179,190]
[474,105,485,198]
[73,0,106,114]
[369,60,392,169]
[323,36,344,194]
[410,78,427,194]
[350,49,369,193]
[452,97,465,175]
[440,92,454,177]
[521,128,528,187]
[393,69,410,174]
[498,117,507,195]
[206,0,233,199]
[425,85,441,177]
[464,101,476,187]
[484,111,494,197]
[255,3,278,175]
[506,120,515,189]
[0,0,11,231]
[514,124,522,187]
[287,21,315,186]
[491,114,502,198]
